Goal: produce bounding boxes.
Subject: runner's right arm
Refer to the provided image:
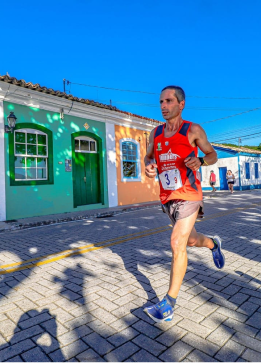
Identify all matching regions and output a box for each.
[144,128,157,178]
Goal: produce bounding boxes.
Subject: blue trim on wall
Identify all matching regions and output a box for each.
[237,154,242,191]
[202,185,261,191]
[213,146,238,155]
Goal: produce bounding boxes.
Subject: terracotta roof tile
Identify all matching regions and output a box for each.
[212,143,261,155]
[0,74,163,125]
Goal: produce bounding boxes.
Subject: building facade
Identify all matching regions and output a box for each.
[200,144,261,191]
[0,76,161,221]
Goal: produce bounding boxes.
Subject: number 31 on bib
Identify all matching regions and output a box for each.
[159,169,183,190]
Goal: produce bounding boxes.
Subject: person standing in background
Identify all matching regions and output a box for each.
[226,170,235,193]
[210,170,216,192]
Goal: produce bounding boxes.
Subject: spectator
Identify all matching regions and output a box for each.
[210,170,216,192]
[226,170,235,193]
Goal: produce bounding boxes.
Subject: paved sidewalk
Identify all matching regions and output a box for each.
[0,190,255,233]
[0,190,260,361]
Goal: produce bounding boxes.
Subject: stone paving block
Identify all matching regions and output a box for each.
[6,355,23,362]
[22,346,51,362]
[0,338,35,361]
[189,292,212,306]
[175,307,205,323]
[82,332,114,356]
[104,341,140,362]
[76,348,105,362]
[194,302,219,317]
[159,340,193,362]
[40,319,69,337]
[216,307,248,322]
[182,333,219,356]
[229,293,249,305]
[14,298,38,312]
[214,339,245,362]
[52,308,74,324]
[87,319,116,339]
[232,332,261,353]
[238,301,259,316]
[96,289,119,301]
[223,317,258,338]
[111,302,139,319]
[0,319,18,339]
[59,339,89,360]
[132,320,162,339]
[133,334,166,356]
[177,319,213,338]
[90,307,118,324]
[245,311,261,329]
[58,331,81,347]
[94,297,119,312]
[108,327,139,347]
[18,311,52,330]
[240,288,261,299]
[130,348,161,362]
[109,313,139,332]
[187,349,217,362]
[156,326,187,347]
[0,303,17,314]
[221,284,242,296]
[209,296,237,310]
[114,293,137,307]
[63,314,94,329]
[242,348,261,362]
[8,325,44,345]
[200,311,227,330]
[207,324,235,346]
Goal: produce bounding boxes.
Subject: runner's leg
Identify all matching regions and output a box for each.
[168,209,199,298]
[187,227,215,248]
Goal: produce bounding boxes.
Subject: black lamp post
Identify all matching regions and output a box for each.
[5,112,17,133]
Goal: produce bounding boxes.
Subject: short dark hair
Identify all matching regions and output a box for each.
[161,85,185,103]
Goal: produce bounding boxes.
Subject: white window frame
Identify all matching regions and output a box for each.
[120,138,141,182]
[14,128,48,181]
[75,136,97,153]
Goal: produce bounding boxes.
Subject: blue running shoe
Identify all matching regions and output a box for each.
[212,235,225,269]
[144,296,174,323]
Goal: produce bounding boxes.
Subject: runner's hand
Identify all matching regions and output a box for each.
[145,162,158,178]
[184,157,201,171]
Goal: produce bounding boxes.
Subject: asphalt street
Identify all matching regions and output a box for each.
[0,190,261,362]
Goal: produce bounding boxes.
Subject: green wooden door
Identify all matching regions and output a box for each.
[74,152,101,206]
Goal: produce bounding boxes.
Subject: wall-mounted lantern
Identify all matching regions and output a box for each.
[5,112,17,133]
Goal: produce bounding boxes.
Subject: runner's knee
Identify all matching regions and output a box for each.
[170,234,188,254]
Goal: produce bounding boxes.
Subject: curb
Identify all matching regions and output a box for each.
[0,203,161,234]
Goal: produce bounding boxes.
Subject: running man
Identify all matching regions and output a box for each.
[144,85,225,323]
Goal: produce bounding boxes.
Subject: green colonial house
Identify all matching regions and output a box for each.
[0,75,158,221]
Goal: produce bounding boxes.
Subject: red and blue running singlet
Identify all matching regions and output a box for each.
[154,120,203,204]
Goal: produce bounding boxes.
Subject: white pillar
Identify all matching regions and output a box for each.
[105,122,118,207]
[0,101,6,221]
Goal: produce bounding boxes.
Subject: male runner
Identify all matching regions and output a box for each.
[144,86,225,323]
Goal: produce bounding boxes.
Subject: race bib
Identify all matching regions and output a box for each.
[159,169,183,190]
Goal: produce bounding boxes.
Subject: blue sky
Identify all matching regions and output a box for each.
[2,0,261,145]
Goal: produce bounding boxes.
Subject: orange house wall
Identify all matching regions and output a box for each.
[115,125,160,206]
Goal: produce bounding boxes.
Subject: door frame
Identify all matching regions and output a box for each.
[219,166,228,190]
[71,131,104,208]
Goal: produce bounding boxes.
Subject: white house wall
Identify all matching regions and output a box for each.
[105,122,118,207]
[0,101,6,221]
[201,157,239,189]
[239,155,261,187]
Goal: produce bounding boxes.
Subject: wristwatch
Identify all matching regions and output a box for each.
[199,157,206,166]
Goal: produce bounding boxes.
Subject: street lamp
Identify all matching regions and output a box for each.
[5,112,17,133]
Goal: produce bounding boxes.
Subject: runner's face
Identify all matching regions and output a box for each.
[160,89,185,121]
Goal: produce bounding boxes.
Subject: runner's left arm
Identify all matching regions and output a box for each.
[185,124,217,171]
[144,128,158,178]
